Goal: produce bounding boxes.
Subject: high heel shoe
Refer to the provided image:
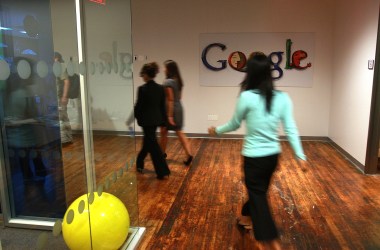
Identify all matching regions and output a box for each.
[237,218,252,232]
[183,155,193,166]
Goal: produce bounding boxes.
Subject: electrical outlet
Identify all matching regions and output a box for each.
[208,114,218,121]
[368,60,374,70]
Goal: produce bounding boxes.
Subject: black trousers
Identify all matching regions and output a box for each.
[137,126,170,177]
[242,154,279,241]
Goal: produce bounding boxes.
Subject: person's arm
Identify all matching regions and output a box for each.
[281,93,306,161]
[160,87,168,123]
[134,87,142,121]
[165,87,175,125]
[126,111,135,126]
[209,92,248,135]
[60,69,70,105]
[61,78,70,105]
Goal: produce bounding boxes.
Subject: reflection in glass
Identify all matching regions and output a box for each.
[2,56,65,217]
[16,59,31,79]
[0,0,83,220]
[36,60,48,78]
[83,0,137,227]
[0,59,11,80]
[0,0,138,247]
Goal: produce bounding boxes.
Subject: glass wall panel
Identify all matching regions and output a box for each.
[50,0,88,208]
[0,0,137,248]
[0,0,76,220]
[0,0,91,248]
[82,0,137,226]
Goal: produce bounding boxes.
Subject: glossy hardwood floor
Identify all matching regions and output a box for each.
[0,135,380,250]
[62,136,380,249]
[133,138,380,250]
[62,134,138,224]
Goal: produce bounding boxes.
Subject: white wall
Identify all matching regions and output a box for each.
[83,0,134,131]
[131,0,335,136]
[329,0,379,165]
[50,0,380,165]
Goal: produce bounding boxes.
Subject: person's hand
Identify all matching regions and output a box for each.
[168,117,176,126]
[61,97,69,106]
[208,126,217,136]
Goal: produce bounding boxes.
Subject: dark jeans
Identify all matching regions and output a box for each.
[137,126,170,177]
[242,154,279,241]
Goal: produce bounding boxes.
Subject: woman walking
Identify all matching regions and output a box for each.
[134,62,170,179]
[160,60,193,166]
[208,54,307,249]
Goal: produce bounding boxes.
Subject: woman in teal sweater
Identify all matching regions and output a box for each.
[209,53,306,250]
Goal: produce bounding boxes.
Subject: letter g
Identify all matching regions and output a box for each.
[201,43,227,71]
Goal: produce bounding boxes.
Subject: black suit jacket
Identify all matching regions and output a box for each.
[134,80,167,127]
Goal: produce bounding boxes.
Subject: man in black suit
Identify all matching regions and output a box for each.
[134,62,170,179]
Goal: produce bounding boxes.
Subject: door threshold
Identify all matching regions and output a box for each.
[121,227,146,250]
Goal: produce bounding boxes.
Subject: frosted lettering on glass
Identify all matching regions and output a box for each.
[52,61,62,77]
[79,62,86,75]
[90,62,95,75]
[67,61,75,77]
[105,62,111,74]
[36,60,49,78]
[17,60,31,79]
[78,200,85,214]
[99,62,104,75]
[0,60,10,80]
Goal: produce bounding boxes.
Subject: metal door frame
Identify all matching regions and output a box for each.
[365,7,380,175]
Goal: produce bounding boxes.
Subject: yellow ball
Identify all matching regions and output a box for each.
[62,192,130,250]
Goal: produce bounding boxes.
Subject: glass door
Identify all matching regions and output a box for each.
[80,0,137,218]
[75,1,140,248]
[0,0,77,225]
[0,0,139,248]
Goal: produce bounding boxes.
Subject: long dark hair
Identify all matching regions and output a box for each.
[164,60,183,92]
[240,53,274,113]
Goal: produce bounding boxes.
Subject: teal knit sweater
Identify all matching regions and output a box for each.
[216,90,306,160]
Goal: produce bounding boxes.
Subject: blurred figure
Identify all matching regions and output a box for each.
[208,54,307,250]
[54,52,73,145]
[3,57,48,215]
[134,62,170,180]
[125,110,135,136]
[160,60,193,166]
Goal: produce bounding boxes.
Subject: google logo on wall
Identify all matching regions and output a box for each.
[201,39,312,80]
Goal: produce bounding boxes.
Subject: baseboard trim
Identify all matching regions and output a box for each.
[83,131,331,141]
[74,130,365,173]
[326,138,365,173]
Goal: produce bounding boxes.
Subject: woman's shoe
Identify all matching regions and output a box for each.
[157,174,169,180]
[183,155,193,166]
[237,218,252,232]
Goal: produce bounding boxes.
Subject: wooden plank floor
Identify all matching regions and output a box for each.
[61,136,380,249]
[6,137,380,250]
[3,135,378,249]
[133,138,380,250]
